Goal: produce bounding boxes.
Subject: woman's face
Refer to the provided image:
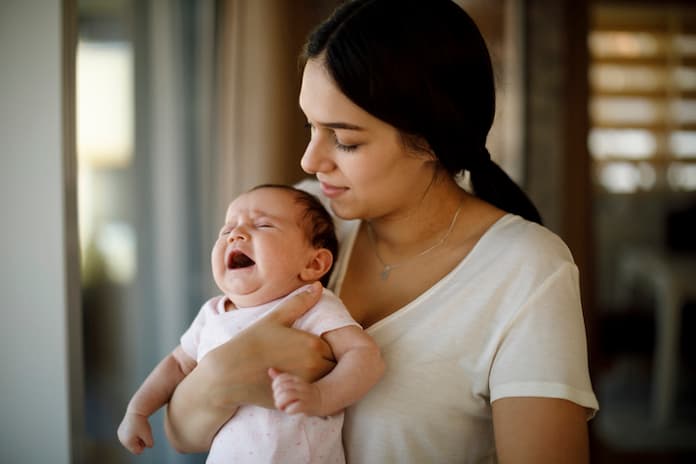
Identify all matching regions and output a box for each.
[299,59,436,221]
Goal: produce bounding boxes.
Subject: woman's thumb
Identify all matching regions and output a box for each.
[269,281,322,326]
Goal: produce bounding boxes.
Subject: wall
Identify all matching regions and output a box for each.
[0,0,81,463]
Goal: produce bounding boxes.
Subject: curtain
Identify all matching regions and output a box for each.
[214,0,333,213]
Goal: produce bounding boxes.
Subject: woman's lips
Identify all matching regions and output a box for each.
[320,182,348,198]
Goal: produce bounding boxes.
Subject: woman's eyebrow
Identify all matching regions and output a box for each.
[315,121,366,131]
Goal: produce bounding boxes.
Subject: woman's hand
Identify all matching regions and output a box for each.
[164,282,336,453]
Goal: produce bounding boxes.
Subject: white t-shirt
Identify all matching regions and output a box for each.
[297,179,599,464]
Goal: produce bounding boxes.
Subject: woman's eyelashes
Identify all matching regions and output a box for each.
[334,138,358,152]
[304,121,359,152]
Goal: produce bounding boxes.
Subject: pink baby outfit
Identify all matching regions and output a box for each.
[180,286,359,464]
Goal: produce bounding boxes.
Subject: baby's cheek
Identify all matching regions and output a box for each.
[275,252,305,271]
[211,245,220,266]
[210,249,226,281]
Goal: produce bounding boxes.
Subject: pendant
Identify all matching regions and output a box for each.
[380,265,392,280]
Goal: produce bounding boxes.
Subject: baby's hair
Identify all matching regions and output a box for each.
[249,184,339,287]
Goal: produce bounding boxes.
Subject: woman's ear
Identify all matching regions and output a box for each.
[402,133,436,161]
[299,248,333,282]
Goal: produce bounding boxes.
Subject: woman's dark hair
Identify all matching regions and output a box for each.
[250,184,339,286]
[301,0,542,224]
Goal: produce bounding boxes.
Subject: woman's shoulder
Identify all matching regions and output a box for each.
[477,214,576,271]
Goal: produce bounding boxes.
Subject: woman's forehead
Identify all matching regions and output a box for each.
[299,59,396,135]
[300,60,359,121]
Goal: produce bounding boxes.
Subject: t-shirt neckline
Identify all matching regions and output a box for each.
[333,213,518,332]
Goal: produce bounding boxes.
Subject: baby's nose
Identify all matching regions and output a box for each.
[227,226,249,242]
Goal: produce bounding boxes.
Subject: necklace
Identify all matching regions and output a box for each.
[366,200,464,280]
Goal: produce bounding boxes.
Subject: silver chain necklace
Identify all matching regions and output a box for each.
[366,201,464,280]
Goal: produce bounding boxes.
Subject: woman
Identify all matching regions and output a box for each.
[165,1,599,462]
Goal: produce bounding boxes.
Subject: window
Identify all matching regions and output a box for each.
[589,5,696,193]
[590,4,696,454]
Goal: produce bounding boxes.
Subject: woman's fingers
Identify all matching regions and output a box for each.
[190,282,332,412]
[264,281,322,326]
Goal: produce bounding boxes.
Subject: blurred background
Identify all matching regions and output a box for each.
[2,0,695,462]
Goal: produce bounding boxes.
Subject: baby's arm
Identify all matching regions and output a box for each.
[270,326,384,417]
[118,346,197,454]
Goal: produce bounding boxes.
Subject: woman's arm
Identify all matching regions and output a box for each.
[164,282,336,453]
[492,397,590,464]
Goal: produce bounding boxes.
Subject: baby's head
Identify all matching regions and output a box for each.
[212,184,338,308]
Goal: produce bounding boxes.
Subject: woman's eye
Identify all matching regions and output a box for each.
[335,141,358,152]
[333,131,359,152]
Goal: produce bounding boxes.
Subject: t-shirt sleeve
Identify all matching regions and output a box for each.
[179,297,218,360]
[488,262,599,417]
[293,289,361,337]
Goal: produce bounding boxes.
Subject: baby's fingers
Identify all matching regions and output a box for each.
[269,369,316,413]
[270,369,305,395]
[273,384,301,411]
[141,429,154,449]
[123,431,153,455]
[123,436,145,455]
[283,400,310,415]
[268,367,296,386]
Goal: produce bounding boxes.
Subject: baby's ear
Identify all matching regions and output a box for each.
[299,248,333,282]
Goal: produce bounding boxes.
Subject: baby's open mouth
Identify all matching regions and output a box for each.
[227,250,255,269]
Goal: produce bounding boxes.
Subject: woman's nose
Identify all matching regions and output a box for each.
[301,140,333,174]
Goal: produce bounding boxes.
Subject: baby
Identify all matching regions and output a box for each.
[117,184,384,463]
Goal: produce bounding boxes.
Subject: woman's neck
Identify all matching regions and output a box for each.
[366,175,470,259]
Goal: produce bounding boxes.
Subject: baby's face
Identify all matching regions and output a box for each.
[212,187,316,308]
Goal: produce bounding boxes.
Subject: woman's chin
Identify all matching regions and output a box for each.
[329,201,359,220]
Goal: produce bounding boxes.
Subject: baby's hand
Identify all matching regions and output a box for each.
[117,411,154,455]
[269,368,324,416]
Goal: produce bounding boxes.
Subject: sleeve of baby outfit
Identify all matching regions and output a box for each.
[179,297,218,361]
[489,262,599,417]
[294,289,361,337]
